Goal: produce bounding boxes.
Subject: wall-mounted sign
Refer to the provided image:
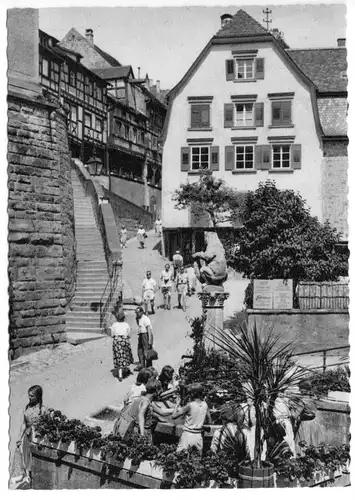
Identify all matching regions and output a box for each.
[253,279,293,310]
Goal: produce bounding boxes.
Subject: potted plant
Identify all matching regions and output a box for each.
[206,321,309,488]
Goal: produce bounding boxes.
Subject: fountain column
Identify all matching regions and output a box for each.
[198,285,230,349]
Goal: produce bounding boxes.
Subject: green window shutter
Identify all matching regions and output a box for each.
[271,101,282,126]
[255,58,265,79]
[281,101,292,125]
[210,146,219,171]
[254,103,264,127]
[291,144,302,169]
[225,146,235,171]
[224,103,234,128]
[181,147,190,171]
[261,145,272,170]
[255,145,263,169]
[226,59,234,81]
[191,105,201,128]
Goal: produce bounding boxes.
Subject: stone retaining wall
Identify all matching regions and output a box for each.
[8,92,75,358]
[247,309,349,353]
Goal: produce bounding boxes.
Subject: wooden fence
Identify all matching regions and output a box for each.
[297,281,349,310]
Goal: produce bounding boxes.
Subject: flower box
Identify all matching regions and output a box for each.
[30,436,174,490]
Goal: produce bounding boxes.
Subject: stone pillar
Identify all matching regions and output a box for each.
[198,285,230,349]
[7,8,42,98]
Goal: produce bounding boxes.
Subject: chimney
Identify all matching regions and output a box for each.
[138,67,141,79]
[156,80,161,97]
[337,38,346,47]
[85,28,94,44]
[220,14,233,29]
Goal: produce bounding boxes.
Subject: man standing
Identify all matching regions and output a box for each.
[142,270,157,315]
[135,306,154,370]
[160,263,174,310]
[172,250,184,279]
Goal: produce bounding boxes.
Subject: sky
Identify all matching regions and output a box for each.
[39,3,347,90]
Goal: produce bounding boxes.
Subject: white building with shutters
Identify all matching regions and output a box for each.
[161,9,347,260]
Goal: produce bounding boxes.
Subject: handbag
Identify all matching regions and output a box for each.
[146,348,158,361]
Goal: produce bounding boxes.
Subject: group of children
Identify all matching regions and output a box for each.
[115,366,211,455]
[119,215,163,251]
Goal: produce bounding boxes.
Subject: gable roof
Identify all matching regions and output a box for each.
[92,66,132,80]
[214,9,268,39]
[317,97,348,136]
[60,27,122,68]
[287,48,347,92]
[93,44,121,67]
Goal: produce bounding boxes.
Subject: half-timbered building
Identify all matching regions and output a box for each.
[39,30,108,168]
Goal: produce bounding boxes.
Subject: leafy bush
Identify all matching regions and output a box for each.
[271,442,350,481]
[225,181,348,308]
[305,367,350,396]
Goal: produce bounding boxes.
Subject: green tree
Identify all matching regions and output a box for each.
[229,180,347,303]
[172,171,241,227]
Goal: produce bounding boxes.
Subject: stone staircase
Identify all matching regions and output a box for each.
[66,169,110,344]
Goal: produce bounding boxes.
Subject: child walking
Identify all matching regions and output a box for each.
[16,385,45,484]
[120,225,128,248]
[172,383,211,456]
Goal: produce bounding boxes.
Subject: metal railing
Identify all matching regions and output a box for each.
[71,159,122,334]
[99,261,121,333]
[291,344,350,374]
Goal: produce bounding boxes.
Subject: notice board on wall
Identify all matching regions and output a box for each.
[253,279,293,309]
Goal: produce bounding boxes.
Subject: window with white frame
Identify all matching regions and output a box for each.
[42,58,49,77]
[236,145,254,169]
[272,145,291,169]
[95,117,103,132]
[191,146,209,170]
[235,103,254,126]
[84,113,92,128]
[70,105,77,122]
[236,59,254,80]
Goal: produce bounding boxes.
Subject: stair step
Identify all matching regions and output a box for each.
[66,332,106,346]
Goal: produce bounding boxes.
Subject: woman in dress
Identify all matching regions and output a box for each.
[110,310,133,381]
[172,383,211,456]
[16,385,45,484]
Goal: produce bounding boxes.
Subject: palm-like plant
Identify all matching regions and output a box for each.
[205,321,309,469]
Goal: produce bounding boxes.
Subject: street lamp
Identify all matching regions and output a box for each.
[86,155,103,176]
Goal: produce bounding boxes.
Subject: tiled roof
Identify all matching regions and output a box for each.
[92,66,132,80]
[93,44,121,67]
[287,48,347,92]
[214,9,268,38]
[317,97,348,136]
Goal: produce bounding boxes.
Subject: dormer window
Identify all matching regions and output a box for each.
[236,59,254,80]
[226,51,264,81]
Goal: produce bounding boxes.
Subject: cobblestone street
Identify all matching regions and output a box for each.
[9,230,201,472]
